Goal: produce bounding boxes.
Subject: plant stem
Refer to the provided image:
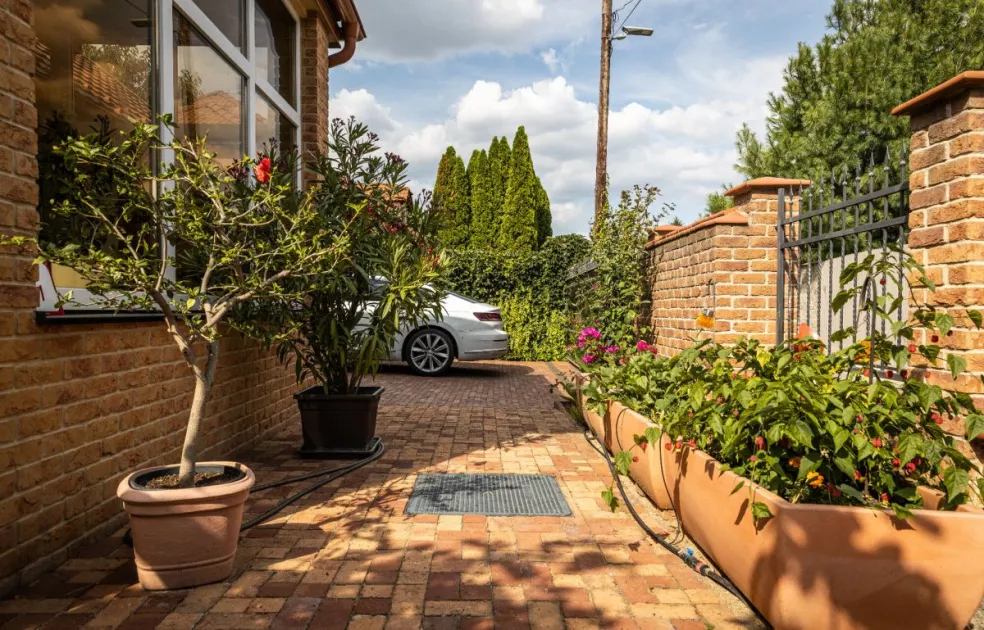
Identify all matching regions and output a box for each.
[177,340,219,487]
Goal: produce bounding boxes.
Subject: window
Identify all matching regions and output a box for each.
[34,0,301,314]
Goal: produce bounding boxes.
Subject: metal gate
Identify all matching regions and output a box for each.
[776,146,910,351]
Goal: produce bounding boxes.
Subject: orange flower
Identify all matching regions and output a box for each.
[855,340,871,363]
[789,457,802,469]
[806,471,824,488]
[696,311,715,329]
[254,157,272,183]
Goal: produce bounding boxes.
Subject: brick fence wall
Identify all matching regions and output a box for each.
[0,4,338,596]
[645,178,807,355]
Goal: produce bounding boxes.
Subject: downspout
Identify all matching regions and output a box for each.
[328,21,359,69]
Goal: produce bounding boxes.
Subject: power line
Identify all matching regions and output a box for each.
[614,0,643,32]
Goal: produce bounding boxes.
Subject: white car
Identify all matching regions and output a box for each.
[389,291,509,376]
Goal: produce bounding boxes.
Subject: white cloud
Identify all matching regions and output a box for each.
[353,0,595,62]
[541,48,560,73]
[333,74,760,234]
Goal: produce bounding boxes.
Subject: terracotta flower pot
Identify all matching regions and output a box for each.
[573,371,607,442]
[671,447,984,630]
[117,461,255,591]
[608,401,674,510]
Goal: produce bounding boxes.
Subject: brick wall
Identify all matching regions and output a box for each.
[645,179,807,355]
[0,1,337,596]
[894,72,984,459]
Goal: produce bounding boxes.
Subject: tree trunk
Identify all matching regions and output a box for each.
[177,340,220,487]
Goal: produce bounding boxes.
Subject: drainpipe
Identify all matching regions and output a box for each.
[328,21,359,69]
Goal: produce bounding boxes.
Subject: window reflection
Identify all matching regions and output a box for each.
[34,0,154,285]
[174,11,245,166]
[256,95,296,155]
[255,0,295,104]
[191,0,245,51]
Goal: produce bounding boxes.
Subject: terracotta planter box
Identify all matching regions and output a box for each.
[118,461,255,591]
[671,447,984,630]
[572,370,607,442]
[608,401,674,510]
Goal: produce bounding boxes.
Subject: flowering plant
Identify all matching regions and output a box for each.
[588,248,984,519]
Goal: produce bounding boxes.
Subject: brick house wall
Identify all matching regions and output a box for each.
[645,179,807,356]
[0,3,344,596]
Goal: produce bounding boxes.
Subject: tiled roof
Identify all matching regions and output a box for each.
[71,54,151,122]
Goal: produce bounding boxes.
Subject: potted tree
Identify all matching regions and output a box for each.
[249,118,444,457]
[8,119,350,590]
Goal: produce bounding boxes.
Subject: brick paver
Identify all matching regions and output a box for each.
[0,362,759,629]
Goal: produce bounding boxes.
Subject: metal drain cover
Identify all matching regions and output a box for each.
[406,473,572,517]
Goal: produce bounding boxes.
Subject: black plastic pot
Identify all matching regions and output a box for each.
[294,385,384,459]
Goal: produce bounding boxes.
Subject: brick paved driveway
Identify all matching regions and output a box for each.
[0,362,759,629]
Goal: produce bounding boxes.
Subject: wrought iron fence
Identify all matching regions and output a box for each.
[776,145,910,352]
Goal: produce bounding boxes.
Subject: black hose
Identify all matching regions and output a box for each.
[584,428,762,615]
[240,439,386,531]
[122,439,386,546]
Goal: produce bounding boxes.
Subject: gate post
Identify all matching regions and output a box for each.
[894,72,984,453]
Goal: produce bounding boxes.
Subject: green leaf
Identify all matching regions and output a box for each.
[897,432,924,464]
[797,453,822,480]
[833,456,856,478]
[731,480,745,495]
[935,313,955,336]
[614,451,633,476]
[947,354,967,380]
[751,501,773,522]
[968,310,984,330]
[943,467,970,501]
[186,297,196,310]
[921,345,941,363]
[891,503,913,520]
[790,420,814,447]
[965,414,984,441]
[838,484,866,502]
[601,487,620,513]
[831,290,854,314]
[918,275,937,291]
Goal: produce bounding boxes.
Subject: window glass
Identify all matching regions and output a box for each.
[174,11,245,166]
[255,0,295,104]
[256,95,296,154]
[191,0,245,51]
[34,0,154,286]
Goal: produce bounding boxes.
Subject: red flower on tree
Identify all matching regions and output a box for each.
[254,157,272,183]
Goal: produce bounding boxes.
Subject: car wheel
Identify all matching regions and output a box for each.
[406,328,454,376]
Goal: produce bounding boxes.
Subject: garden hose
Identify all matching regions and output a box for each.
[122,439,386,546]
[583,429,762,614]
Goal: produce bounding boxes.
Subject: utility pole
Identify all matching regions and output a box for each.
[594,0,613,230]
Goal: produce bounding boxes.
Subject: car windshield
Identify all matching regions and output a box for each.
[448,291,480,304]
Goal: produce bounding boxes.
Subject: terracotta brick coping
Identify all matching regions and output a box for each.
[892,71,984,117]
[723,177,812,198]
[645,208,749,249]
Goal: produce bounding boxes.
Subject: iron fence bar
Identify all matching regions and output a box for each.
[780,215,909,249]
[777,188,786,344]
[779,182,908,226]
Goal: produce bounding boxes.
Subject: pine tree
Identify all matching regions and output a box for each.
[440,155,471,248]
[533,176,552,247]
[467,149,494,249]
[498,126,538,252]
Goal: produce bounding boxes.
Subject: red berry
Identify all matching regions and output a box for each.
[732,409,740,417]
[639,442,648,452]
[854,471,863,481]
[886,370,894,378]
[901,369,909,378]
[749,455,757,463]
[879,277,887,285]
[632,456,639,463]
[716,397,723,404]
[688,439,696,449]
[931,412,943,425]
[856,415,864,423]
[754,436,765,450]
[905,462,917,473]
[664,441,673,451]
[872,438,883,448]
[947,331,953,337]
[892,458,900,467]
[863,369,871,377]
[908,344,917,353]
[832,486,842,498]
[881,493,890,503]
[931,335,939,343]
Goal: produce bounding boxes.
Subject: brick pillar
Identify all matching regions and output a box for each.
[894,71,984,454]
[300,10,332,183]
[716,178,810,345]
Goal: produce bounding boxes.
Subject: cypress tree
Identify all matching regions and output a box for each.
[438,154,471,248]
[487,136,511,244]
[468,149,494,249]
[533,176,552,247]
[497,126,538,252]
[432,146,457,233]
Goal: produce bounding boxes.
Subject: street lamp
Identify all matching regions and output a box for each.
[594,7,653,229]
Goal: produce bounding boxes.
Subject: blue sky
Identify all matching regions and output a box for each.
[330,0,829,234]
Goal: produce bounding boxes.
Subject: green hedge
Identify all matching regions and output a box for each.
[444,234,590,360]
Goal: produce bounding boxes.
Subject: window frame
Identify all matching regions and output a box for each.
[37,0,303,319]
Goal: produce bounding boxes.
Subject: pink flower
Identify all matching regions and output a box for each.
[580,328,601,340]
[636,340,650,352]
[581,355,596,364]
[577,339,586,348]
[604,345,619,354]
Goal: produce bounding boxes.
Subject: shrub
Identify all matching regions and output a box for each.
[582,248,984,519]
